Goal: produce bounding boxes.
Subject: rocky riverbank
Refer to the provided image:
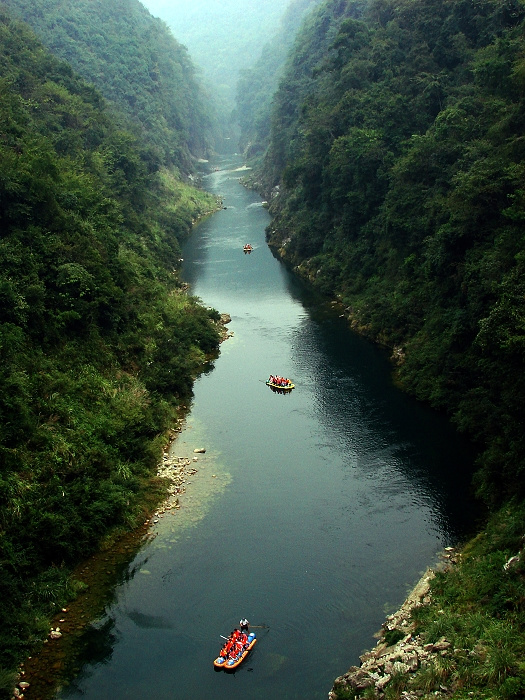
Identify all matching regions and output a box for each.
[11,318,235,700]
[329,548,459,700]
[153,437,207,520]
[11,436,209,700]
[217,312,234,342]
[150,312,233,520]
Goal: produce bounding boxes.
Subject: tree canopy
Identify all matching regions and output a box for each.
[2,0,214,170]
[0,7,219,686]
[258,0,525,503]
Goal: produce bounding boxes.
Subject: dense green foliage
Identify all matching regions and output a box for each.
[259,0,525,504]
[0,8,219,689]
[406,503,525,699]
[2,0,214,170]
[235,0,322,159]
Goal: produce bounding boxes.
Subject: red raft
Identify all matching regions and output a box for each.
[213,629,257,670]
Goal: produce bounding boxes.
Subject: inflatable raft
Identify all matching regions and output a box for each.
[213,632,257,670]
[266,379,294,391]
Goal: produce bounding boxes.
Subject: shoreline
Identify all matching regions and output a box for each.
[328,548,459,699]
[13,316,234,700]
[15,421,202,700]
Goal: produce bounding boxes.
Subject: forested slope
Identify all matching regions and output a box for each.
[235,0,323,159]
[2,0,214,170]
[140,0,286,124]
[0,8,219,693]
[259,0,525,504]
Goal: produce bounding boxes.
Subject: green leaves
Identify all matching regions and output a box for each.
[3,0,214,167]
[0,7,221,679]
[261,0,525,503]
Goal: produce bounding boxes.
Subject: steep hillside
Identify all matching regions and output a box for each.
[0,8,219,694]
[260,0,525,504]
[235,0,323,160]
[2,0,214,171]
[140,0,286,133]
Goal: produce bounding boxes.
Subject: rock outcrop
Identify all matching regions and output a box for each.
[329,550,458,699]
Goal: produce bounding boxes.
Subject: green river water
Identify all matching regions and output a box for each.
[56,154,479,700]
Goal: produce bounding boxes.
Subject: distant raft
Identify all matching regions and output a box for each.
[266,375,294,392]
[213,630,257,670]
[243,244,253,253]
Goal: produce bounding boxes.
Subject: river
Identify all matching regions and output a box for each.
[57,154,478,699]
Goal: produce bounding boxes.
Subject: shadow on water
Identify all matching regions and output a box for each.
[271,248,480,542]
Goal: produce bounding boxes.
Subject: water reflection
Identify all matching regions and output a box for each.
[277,270,478,542]
[125,610,174,629]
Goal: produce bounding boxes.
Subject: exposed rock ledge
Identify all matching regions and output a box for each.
[218,312,234,342]
[329,549,458,699]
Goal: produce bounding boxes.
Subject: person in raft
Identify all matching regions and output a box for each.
[220,638,233,659]
[223,630,249,659]
[269,375,290,387]
[233,637,245,657]
[240,618,250,634]
[220,629,241,659]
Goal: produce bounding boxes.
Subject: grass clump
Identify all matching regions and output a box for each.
[383,628,405,647]
[407,501,525,698]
